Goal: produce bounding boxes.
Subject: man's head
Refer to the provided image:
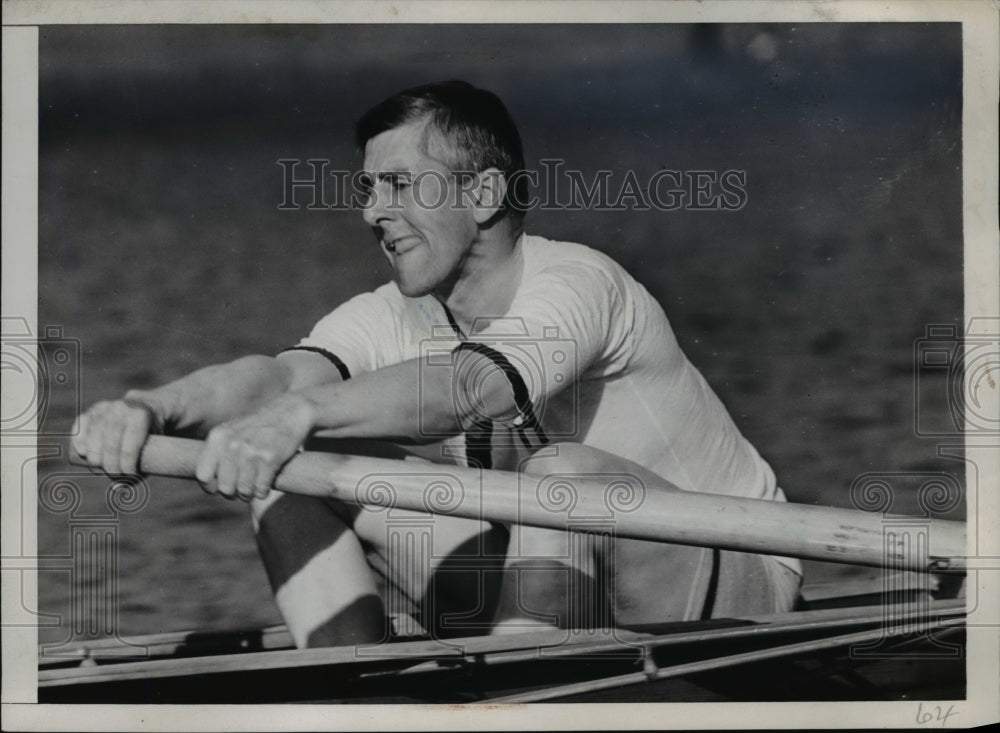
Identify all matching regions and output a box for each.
[356,80,527,223]
[356,81,527,299]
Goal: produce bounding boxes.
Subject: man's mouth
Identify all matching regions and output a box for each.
[384,235,419,255]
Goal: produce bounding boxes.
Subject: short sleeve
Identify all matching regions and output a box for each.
[462,261,632,424]
[289,291,403,378]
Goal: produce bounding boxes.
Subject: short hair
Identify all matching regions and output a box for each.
[356,80,527,221]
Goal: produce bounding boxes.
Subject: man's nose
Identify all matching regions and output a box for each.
[361,182,393,226]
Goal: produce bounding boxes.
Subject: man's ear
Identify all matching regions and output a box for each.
[471,168,507,224]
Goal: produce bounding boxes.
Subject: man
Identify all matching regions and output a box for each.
[73,80,801,648]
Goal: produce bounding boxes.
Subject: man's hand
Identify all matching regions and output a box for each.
[71,391,166,475]
[195,392,316,501]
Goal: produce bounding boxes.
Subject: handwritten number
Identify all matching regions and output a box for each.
[916,704,932,724]
[916,703,958,727]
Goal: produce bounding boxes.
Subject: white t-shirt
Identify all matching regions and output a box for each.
[295,233,801,574]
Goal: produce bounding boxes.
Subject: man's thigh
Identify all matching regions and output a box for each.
[507,525,798,628]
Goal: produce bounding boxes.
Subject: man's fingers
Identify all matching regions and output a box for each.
[100,415,128,476]
[199,417,303,502]
[198,429,246,500]
[214,440,241,499]
[74,400,154,475]
[252,453,279,500]
[234,449,262,502]
[195,437,221,493]
[71,412,90,458]
[238,445,282,501]
[83,402,112,467]
[118,407,151,475]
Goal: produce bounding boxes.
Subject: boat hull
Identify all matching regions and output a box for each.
[39,600,965,704]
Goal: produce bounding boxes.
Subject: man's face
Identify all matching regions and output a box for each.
[361,119,479,298]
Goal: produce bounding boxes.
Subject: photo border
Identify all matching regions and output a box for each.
[3,1,997,730]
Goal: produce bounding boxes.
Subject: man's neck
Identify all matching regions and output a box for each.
[436,222,523,336]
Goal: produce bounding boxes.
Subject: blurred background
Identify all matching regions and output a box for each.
[35,23,963,645]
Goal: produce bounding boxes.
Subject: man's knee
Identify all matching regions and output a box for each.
[519,442,610,477]
[520,442,682,502]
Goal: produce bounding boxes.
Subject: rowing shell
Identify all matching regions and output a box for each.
[39,597,965,703]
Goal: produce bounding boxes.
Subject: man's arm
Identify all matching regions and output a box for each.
[193,349,517,499]
[72,351,341,476]
[306,348,517,439]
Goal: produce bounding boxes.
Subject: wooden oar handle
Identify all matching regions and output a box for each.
[68,434,351,497]
[70,435,967,574]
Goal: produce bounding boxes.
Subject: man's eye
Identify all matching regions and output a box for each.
[389,176,411,190]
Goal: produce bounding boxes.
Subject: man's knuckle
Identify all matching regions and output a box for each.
[208,424,230,440]
[126,406,148,425]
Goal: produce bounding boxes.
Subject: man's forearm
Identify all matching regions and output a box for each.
[288,359,449,443]
[184,352,517,499]
[292,352,516,443]
[128,355,294,436]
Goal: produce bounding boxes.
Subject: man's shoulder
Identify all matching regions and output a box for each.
[522,233,636,294]
[316,282,410,327]
[370,280,405,305]
[523,233,613,264]
[348,282,445,336]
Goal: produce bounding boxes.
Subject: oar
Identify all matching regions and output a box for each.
[70,435,966,574]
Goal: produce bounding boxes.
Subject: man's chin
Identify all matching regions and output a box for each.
[393,277,433,299]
